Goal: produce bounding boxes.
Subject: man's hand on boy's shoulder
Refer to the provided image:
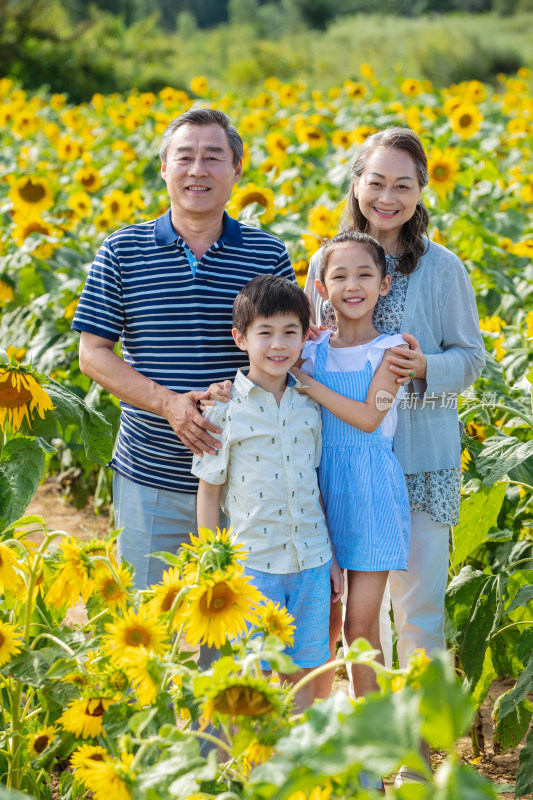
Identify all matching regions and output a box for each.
[330,559,344,603]
[199,379,233,411]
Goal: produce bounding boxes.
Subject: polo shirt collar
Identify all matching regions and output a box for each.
[234,368,306,398]
[154,209,243,248]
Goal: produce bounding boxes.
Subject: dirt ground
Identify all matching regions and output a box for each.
[27,479,530,798]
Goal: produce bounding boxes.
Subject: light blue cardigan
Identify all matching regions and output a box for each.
[305,239,486,474]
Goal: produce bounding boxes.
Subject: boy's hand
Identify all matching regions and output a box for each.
[330,560,344,603]
[199,379,233,411]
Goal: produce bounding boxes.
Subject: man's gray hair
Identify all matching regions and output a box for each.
[159,108,243,166]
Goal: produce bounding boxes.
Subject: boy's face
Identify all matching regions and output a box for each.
[233,314,306,392]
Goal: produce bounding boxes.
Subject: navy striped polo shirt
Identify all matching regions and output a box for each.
[72,209,294,493]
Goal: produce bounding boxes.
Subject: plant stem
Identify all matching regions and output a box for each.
[287,657,345,700]
[183,729,232,756]
[490,620,533,639]
[460,402,533,428]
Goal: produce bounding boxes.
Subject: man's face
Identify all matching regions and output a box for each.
[161,123,242,222]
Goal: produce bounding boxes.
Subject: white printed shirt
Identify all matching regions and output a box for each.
[191,369,331,574]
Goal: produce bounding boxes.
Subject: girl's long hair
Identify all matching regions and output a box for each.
[340,127,430,275]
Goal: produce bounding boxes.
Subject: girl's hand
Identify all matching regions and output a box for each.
[307,322,328,341]
[387,333,427,384]
[199,379,233,411]
[290,366,311,394]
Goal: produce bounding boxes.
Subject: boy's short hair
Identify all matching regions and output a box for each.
[233,275,311,334]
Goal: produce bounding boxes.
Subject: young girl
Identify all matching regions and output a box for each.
[292,230,411,703]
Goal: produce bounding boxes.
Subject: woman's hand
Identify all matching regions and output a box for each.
[199,379,233,411]
[387,333,427,384]
[290,366,311,394]
[307,322,328,341]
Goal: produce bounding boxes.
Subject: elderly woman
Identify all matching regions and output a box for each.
[305,127,484,779]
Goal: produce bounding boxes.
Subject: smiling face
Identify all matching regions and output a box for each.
[233,314,306,394]
[160,123,242,227]
[317,242,390,326]
[355,146,422,252]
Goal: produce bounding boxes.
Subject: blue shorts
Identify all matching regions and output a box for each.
[244,561,332,669]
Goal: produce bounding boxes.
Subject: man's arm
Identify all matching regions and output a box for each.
[79,331,222,456]
[196,479,223,533]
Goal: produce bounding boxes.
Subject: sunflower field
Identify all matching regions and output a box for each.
[1,65,533,799]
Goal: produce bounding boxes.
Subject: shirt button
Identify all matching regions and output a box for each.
[193,261,198,267]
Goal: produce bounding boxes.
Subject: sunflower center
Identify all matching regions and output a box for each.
[124,625,151,647]
[0,381,33,409]
[0,632,4,647]
[23,222,50,237]
[240,192,268,209]
[433,166,449,180]
[213,685,274,716]
[161,588,178,612]
[459,114,473,128]
[201,583,236,616]
[87,701,106,717]
[102,579,120,599]
[89,753,105,762]
[19,179,46,204]
[33,734,51,754]
[81,174,96,188]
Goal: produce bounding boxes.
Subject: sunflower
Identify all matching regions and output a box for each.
[122,648,161,706]
[0,360,54,433]
[190,76,209,96]
[427,147,460,199]
[352,125,376,145]
[494,337,507,362]
[70,744,108,783]
[67,191,92,219]
[344,80,367,100]
[265,131,290,156]
[465,422,487,442]
[63,298,79,320]
[450,104,483,139]
[9,176,54,213]
[331,129,353,149]
[401,78,424,98]
[57,136,82,161]
[44,537,94,609]
[104,607,167,665]
[288,788,332,800]
[146,566,184,623]
[0,280,14,304]
[242,739,273,775]
[94,564,133,611]
[479,315,505,334]
[0,542,26,595]
[75,165,102,193]
[12,216,61,248]
[102,189,134,223]
[26,726,57,758]
[11,110,40,138]
[465,80,486,103]
[183,570,263,648]
[228,182,276,223]
[525,310,533,339]
[0,619,23,666]
[258,600,295,646]
[295,124,327,151]
[59,697,112,739]
[77,752,134,800]
[513,240,533,259]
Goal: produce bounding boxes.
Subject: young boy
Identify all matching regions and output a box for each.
[192,275,343,709]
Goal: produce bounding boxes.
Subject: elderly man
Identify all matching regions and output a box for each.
[72,108,294,589]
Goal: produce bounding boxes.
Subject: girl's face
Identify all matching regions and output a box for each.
[316,243,390,323]
[354,146,422,247]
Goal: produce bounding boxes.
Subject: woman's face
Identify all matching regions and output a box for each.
[354,146,422,247]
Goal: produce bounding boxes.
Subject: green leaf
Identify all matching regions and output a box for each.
[516,628,533,664]
[515,723,533,797]
[0,437,46,528]
[506,584,533,615]
[445,568,506,685]
[497,653,533,722]
[18,379,114,466]
[476,434,533,487]
[470,647,497,710]
[493,698,532,752]
[419,652,474,749]
[434,761,498,798]
[451,482,506,567]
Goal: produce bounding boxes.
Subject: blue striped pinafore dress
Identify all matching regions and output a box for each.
[314,334,410,571]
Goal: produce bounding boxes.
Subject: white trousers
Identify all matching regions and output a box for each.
[382,510,450,668]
